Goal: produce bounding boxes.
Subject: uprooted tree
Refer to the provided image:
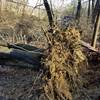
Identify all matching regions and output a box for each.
[32,0,87,100]
[0,0,100,99]
[41,27,87,100]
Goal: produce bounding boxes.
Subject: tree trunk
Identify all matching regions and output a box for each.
[92,0,95,22]
[91,0,100,47]
[91,12,100,48]
[43,0,54,27]
[76,0,81,21]
[0,45,44,69]
[88,0,91,18]
[92,0,100,23]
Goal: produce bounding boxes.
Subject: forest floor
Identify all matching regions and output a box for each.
[0,60,99,100]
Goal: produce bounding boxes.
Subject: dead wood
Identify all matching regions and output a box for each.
[0,39,99,71]
[39,27,88,100]
[0,41,45,54]
[43,0,53,27]
[0,46,44,69]
[80,40,100,54]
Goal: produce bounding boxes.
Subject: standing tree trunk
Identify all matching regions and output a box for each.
[91,12,100,48]
[92,0,99,23]
[50,0,54,17]
[88,0,91,18]
[92,0,95,22]
[76,0,82,21]
[43,0,54,27]
[91,0,100,47]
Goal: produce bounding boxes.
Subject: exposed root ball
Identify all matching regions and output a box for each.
[42,27,86,100]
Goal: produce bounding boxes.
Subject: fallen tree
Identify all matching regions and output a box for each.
[0,42,45,70]
[0,39,99,70]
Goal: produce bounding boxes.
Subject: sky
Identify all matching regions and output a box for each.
[28,0,72,9]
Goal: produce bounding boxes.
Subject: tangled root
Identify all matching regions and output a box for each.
[41,27,86,100]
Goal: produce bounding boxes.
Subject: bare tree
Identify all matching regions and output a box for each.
[92,0,99,23]
[92,0,95,20]
[88,0,91,18]
[91,0,100,48]
[43,0,54,27]
[76,0,81,21]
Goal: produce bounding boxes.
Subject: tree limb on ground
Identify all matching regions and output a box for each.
[0,40,99,69]
[0,45,44,70]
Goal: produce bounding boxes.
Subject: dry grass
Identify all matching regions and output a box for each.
[0,11,48,48]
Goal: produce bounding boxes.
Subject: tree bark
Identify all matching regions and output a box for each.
[0,42,45,69]
[91,12,100,48]
[88,0,91,18]
[92,0,95,22]
[76,0,81,21]
[91,0,100,47]
[92,0,100,23]
[0,47,44,69]
[43,0,53,27]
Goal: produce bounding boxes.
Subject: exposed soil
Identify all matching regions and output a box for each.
[0,62,100,100]
[0,66,43,100]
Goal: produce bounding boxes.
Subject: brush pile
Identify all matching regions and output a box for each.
[39,27,87,100]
